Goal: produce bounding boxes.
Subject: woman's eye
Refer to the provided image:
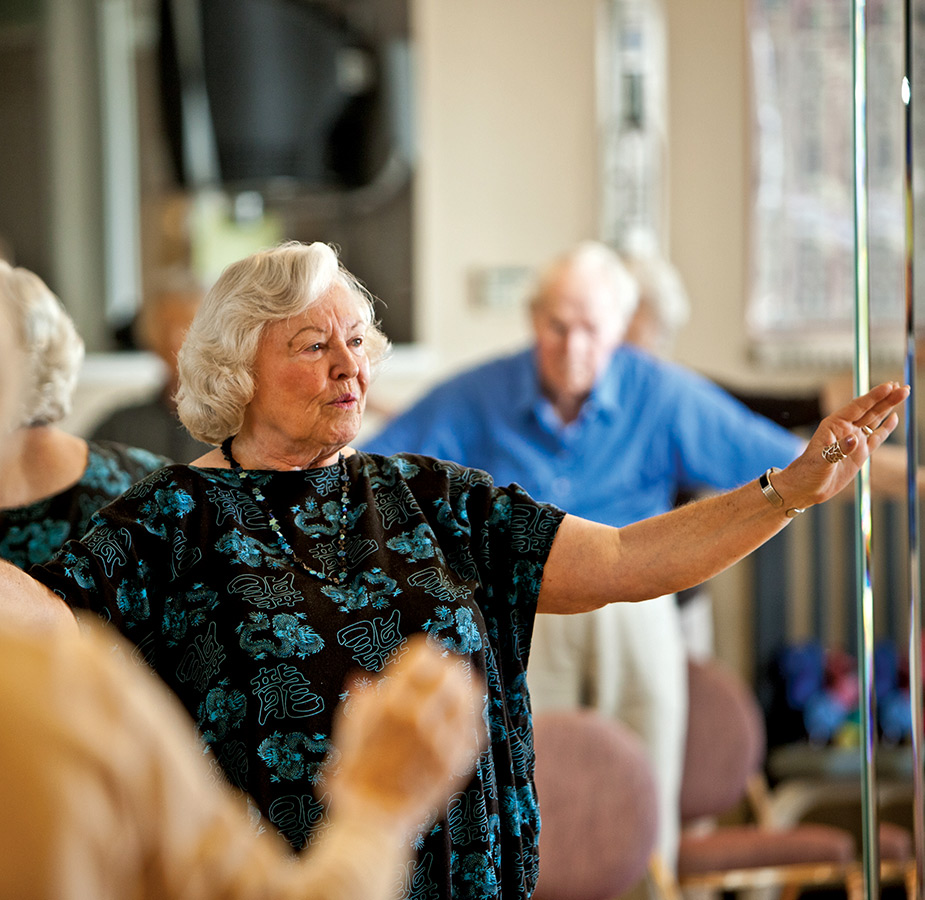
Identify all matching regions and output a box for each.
[350,336,364,347]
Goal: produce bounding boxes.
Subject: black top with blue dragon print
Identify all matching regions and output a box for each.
[0,440,169,569]
[32,452,566,900]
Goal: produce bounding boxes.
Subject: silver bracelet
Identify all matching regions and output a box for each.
[759,467,805,518]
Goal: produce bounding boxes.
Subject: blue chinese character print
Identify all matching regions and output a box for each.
[177,621,226,691]
[251,664,326,724]
[212,739,249,791]
[268,793,328,851]
[402,853,440,900]
[337,608,405,670]
[228,572,305,610]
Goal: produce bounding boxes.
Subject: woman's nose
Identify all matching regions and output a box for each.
[332,343,360,378]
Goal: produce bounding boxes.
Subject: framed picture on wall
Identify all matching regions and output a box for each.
[746,0,925,368]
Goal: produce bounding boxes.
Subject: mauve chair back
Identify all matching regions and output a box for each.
[680,659,766,823]
[533,708,659,900]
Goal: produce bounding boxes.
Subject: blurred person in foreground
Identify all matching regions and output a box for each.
[0,262,170,569]
[0,272,488,899]
[0,240,908,900]
[0,616,485,900]
[362,241,835,873]
[91,270,212,462]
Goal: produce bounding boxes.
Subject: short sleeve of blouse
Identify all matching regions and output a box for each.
[367,453,567,668]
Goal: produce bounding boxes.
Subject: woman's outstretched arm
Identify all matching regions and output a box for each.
[538,381,909,615]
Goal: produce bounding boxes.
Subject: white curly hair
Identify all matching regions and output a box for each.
[0,261,85,427]
[176,241,391,446]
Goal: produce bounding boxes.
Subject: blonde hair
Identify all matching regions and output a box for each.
[176,241,390,445]
[0,262,85,427]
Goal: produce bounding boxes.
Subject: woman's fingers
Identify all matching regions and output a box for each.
[844,382,908,426]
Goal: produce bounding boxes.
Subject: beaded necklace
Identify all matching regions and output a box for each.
[221,436,350,584]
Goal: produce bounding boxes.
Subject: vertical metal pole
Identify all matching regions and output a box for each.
[902,0,925,894]
[851,0,880,896]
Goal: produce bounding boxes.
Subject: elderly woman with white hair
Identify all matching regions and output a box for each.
[0,262,169,569]
[0,240,908,900]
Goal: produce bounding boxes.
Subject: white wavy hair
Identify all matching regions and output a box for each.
[176,241,391,445]
[0,261,85,427]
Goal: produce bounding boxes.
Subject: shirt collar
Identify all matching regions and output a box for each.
[522,346,624,428]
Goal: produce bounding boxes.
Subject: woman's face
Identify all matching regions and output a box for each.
[242,283,372,465]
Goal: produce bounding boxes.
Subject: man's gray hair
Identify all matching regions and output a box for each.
[529,241,641,324]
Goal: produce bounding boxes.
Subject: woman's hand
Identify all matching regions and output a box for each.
[325,635,487,832]
[773,381,910,512]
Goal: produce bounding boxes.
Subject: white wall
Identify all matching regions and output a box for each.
[666,0,750,381]
[413,0,600,365]
[75,0,812,422]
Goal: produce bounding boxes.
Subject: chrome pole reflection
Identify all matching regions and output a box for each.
[851,0,879,896]
[902,0,924,892]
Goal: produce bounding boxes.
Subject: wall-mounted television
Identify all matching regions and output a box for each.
[158,0,392,192]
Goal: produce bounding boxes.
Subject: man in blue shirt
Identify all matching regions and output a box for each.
[362,241,804,872]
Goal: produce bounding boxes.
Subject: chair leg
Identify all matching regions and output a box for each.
[844,865,865,900]
[646,853,682,900]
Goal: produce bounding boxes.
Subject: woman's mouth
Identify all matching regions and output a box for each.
[331,393,358,408]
